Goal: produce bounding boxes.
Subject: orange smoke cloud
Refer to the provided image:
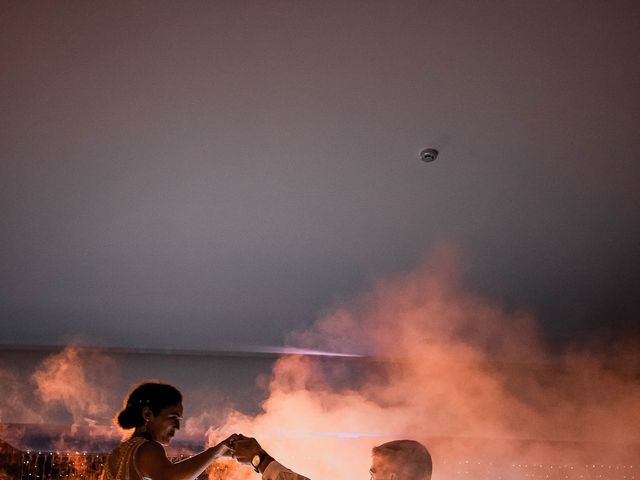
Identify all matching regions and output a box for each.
[32,346,117,429]
[208,248,640,479]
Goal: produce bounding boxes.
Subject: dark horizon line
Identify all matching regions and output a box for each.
[0,342,366,359]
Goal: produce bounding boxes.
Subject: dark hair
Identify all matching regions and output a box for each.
[372,440,432,480]
[116,382,182,429]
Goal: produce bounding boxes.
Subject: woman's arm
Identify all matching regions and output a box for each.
[136,437,232,480]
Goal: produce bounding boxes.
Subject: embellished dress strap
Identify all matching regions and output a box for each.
[131,438,152,480]
[103,437,149,480]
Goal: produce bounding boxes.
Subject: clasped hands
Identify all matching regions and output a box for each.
[215,433,268,467]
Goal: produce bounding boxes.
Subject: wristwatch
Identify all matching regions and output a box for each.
[251,451,272,473]
[251,452,264,472]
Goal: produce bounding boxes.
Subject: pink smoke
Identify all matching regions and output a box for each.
[207,248,639,479]
[32,346,116,427]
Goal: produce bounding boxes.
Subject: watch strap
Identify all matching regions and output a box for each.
[254,451,274,473]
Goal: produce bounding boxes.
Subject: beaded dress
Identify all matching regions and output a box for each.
[102,436,151,480]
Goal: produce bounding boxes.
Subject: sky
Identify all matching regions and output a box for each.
[1,0,639,353]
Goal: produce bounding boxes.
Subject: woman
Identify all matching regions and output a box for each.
[102,382,237,480]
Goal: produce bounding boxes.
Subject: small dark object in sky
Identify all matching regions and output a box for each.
[419,148,439,162]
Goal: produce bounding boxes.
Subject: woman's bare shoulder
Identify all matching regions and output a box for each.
[135,438,173,476]
[136,439,166,458]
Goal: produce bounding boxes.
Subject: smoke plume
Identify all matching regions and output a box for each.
[207,248,640,479]
[31,346,116,427]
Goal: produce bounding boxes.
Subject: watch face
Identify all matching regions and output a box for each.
[251,454,261,467]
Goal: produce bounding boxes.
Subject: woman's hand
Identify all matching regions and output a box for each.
[211,433,242,459]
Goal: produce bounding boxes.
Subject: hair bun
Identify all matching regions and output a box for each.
[117,406,139,429]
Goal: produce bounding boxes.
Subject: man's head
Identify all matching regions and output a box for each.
[370,440,432,480]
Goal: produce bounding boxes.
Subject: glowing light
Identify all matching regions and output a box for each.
[241,345,364,357]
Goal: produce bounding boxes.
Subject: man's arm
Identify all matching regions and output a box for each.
[232,436,311,480]
[262,460,311,480]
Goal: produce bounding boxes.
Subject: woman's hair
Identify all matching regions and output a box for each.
[116,382,182,429]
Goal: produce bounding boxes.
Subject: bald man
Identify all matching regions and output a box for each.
[231,436,432,480]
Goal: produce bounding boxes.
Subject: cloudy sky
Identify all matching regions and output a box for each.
[1,0,638,352]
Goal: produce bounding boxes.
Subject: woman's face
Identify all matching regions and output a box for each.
[146,402,183,445]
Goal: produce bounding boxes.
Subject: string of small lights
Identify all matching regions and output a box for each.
[17,451,209,480]
[438,460,635,480]
[14,452,637,480]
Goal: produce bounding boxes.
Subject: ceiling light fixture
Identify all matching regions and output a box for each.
[419,148,439,162]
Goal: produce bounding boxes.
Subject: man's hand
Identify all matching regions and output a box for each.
[231,435,265,464]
